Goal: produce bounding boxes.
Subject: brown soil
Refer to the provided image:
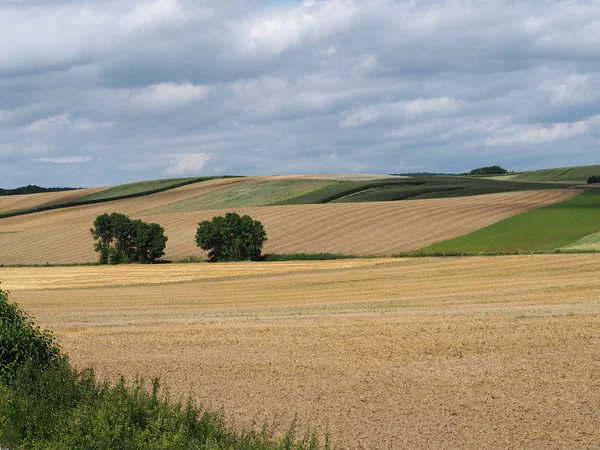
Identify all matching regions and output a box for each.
[4,254,600,449]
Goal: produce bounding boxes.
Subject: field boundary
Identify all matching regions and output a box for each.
[0,176,240,219]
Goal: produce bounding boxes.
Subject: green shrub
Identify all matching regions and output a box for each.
[0,290,328,449]
[0,288,62,384]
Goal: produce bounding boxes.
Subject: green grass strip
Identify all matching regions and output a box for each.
[423,189,600,253]
[509,164,600,183]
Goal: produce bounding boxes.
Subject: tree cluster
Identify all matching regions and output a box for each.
[469,166,509,175]
[90,213,168,264]
[587,176,600,184]
[195,212,267,262]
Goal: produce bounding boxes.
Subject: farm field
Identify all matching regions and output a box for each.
[3,254,600,449]
[425,189,600,253]
[0,188,576,264]
[483,164,600,183]
[0,186,107,214]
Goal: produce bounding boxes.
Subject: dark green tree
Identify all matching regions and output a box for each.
[195,212,267,262]
[89,213,114,264]
[90,213,167,264]
[469,165,509,175]
[132,220,168,264]
[587,176,600,184]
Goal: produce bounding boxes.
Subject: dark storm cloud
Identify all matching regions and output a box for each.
[1,0,600,187]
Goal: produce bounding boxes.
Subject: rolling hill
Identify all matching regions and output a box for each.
[0,176,576,264]
[482,164,600,184]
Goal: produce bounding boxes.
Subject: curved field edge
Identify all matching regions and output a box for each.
[560,230,600,251]
[0,176,238,219]
[0,187,108,215]
[0,189,576,265]
[423,189,600,253]
[484,164,600,184]
[141,176,573,215]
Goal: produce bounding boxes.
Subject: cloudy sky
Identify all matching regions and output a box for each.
[1,0,599,188]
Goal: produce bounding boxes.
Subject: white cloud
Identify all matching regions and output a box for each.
[23,113,113,133]
[485,115,600,146]
[2,0,600,187]
[36,156,93,164]
[120,82,210,109]
[23,114,71,132]
[164,153,211,176]
[341,97,463,128]
[119,0,186,35]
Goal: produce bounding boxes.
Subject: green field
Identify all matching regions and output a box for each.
[142,176,573,214]
[423,189,600,253]
[483,165,600,184]
[0,177,230,219]
[141,179,332,214]
[79,177,215,201]
[560,230,600,251]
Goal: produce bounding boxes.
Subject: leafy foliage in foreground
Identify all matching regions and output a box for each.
[0,290,327,450]
[196,212,267,262]
[0,288,62,384]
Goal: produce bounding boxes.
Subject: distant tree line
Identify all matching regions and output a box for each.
[468,166,509,175]
[392,166,512,177]
[0,185,79,196]
[588,176,600,184]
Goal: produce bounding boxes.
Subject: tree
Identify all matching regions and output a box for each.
[587,176,600,184]
[469,165,509,175]
[195,212,267,262]
[132,220,169,264]
[90,213,167,264]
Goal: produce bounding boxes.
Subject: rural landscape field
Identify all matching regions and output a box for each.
[2,167,600,448]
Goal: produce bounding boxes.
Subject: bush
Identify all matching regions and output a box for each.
[196,212,267,262]
[0,288,62,384]
[469,165,509,175]
[90,213,168,264]
[0,290,327,449]
[587,176,600,184]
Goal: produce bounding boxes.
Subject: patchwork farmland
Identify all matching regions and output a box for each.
[2,170,600,448]
[0,175,578,264]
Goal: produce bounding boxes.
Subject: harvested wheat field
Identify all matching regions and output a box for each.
[0,186,576,264]
[0,187,107,214]
[3,254,600,449]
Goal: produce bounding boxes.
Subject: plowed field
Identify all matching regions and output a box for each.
[0,187,576,265]
[3,254,600,449]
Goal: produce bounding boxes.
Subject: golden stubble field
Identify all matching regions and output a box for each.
[2,254,600,449]
[0,186,577,264]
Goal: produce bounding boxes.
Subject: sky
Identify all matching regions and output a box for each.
[1,0,599,188]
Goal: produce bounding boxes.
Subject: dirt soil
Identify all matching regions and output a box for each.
[3,254,600,449]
